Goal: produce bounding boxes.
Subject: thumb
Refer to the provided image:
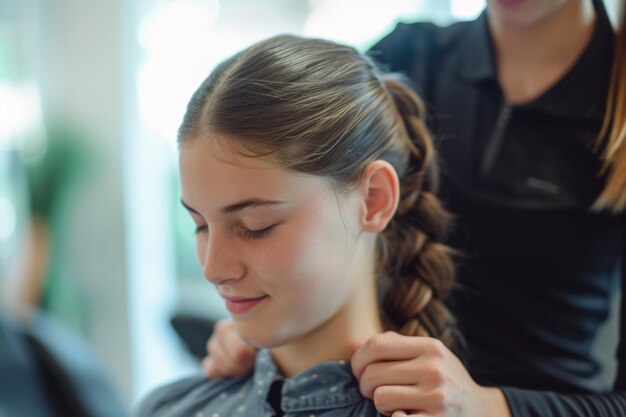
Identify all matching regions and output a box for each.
[202,356,217,379]
[348,341,363,355]
[392,412,425,417]
[349,341,365,380]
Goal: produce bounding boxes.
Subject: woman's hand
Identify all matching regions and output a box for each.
[202,319,256,378]
[351,332,511,417]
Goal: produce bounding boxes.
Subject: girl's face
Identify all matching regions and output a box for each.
[179,139,377,349]
[487,0,573,29]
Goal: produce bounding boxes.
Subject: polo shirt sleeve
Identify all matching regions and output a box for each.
[499,217,626,417]
[501,388,626,417]
[368,22,419,72]
[367,22,438,86]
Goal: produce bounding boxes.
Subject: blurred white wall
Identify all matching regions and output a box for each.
[35,0,134,404]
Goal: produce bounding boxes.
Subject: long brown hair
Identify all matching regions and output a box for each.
[594,0,626,212]
[179,35,457,350]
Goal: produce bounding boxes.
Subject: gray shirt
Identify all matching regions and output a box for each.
[136,349,383,416]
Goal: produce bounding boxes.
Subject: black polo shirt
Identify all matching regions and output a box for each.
[370,0,626,415]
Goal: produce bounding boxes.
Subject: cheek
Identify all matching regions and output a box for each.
[261,207,356,303]
[259,234,319,290]
[195,236,206,267]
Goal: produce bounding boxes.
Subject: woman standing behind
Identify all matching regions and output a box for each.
[354,0,626,415]
[204,1,626,416]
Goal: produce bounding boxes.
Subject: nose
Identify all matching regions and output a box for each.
[198,231,245,285]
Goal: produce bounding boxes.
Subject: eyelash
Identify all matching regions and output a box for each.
[242,225,275,240]
[194,225,275,240]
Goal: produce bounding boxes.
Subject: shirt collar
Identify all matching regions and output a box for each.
[454,10,495,83]
[520,0,615,118]
[454,0,615,119]
[253,349,364,412]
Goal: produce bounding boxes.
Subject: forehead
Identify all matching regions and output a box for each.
[178,139,328,214]
[179,138,278,180]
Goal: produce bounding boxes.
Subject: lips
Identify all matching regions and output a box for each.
[221,295,268,314]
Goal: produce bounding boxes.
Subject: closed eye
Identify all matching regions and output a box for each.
[242,225,275,240]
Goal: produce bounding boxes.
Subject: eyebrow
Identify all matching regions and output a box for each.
[180,198,287,215]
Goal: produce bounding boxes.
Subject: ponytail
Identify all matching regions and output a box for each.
[377,76,458,351]
[594,0,626,212]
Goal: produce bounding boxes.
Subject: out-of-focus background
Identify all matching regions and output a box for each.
[0,0,621,414]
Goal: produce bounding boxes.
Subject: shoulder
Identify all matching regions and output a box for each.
[368,18,479,73]
[134,374,250,417]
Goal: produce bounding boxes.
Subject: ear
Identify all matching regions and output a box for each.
[360,160,400,233]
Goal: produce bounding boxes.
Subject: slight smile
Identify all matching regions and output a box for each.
[221,295,268,314]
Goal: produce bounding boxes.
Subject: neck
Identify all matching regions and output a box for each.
[270,268,383,377]
[490,0,596,103]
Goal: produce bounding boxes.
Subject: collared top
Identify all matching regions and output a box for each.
[370,0,626,415]
[372,2,615,209]
[136,349,382,417]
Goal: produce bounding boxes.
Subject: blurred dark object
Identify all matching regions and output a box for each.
[170,313,216,361]
[0,312,129,417]
[0,315,54,417]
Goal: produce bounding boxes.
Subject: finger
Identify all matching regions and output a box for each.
[348,341,362,355]
[372,385,442,416]
[207,332,224,364]
[391,413,427,417]
[205,323,249,377]
[352,332,442,379]
[358,360,421,398]
[213,320,235,361]
[227,328,254,358]
[204,354,244,379]
[202,356,217,379]
[214,347,255,377]
[223,342,255,374]
[217,321,254,366]
[210,324,256,377]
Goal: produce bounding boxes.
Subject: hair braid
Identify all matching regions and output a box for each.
[377,75,458,351]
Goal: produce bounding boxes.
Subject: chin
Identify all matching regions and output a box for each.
[234,321,293,349]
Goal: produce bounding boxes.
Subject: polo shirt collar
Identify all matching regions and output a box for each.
[520,0,614,118]
[455,0,614,119]
[454,10,495,83]
[254,349,364,412]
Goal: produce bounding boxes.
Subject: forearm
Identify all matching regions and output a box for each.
[502,387,626,417]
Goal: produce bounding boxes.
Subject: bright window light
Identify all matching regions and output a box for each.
[0,82,42,150]
[450,0,485,20]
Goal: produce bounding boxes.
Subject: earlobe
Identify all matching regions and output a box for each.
[361,160,400,233]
